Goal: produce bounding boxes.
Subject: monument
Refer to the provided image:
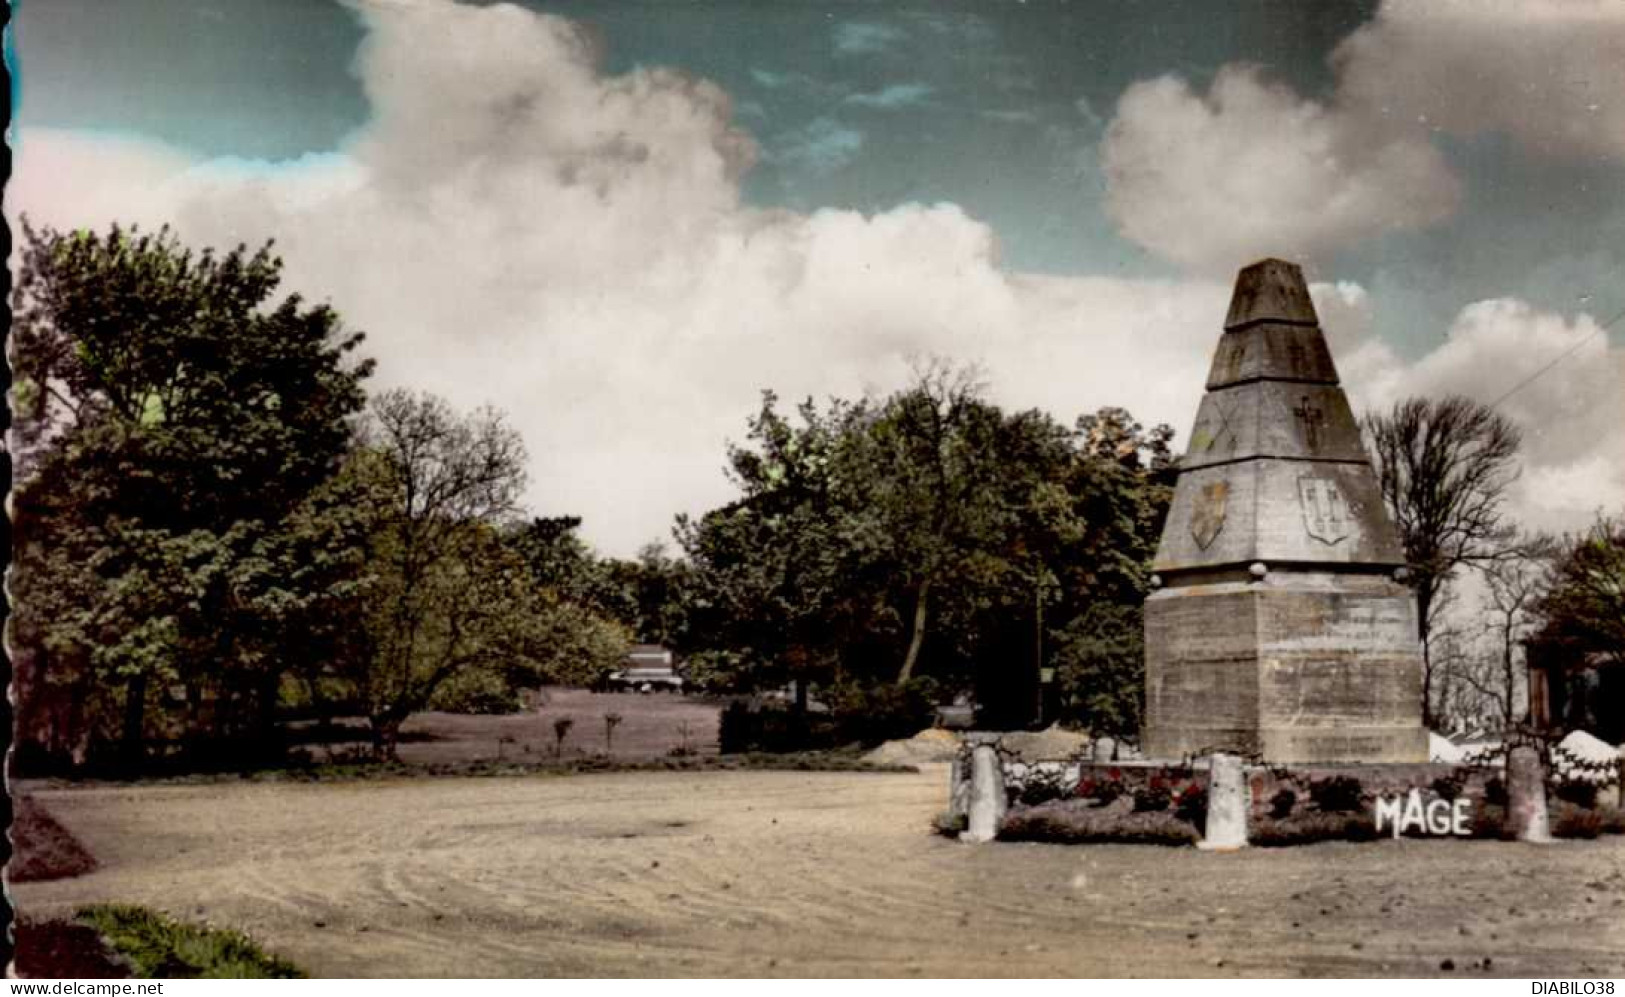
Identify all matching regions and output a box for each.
[1142,258,1428,763]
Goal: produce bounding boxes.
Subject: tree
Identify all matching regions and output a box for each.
[1476,536,1556,728]
[1530,512,1625,741]
[1363,395,1522,728]
[842,360,1076,686]
[679,365,1173,733]
[676,390,863,705]
[1535,512,1625,670]
[348,391,552,757]
[1040,409,1174,735]
[9,221,373,770]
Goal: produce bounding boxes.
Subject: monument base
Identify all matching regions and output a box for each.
[1142,573,1428,764]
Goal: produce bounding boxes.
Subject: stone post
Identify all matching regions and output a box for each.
[1198,753,1248,851]
[964,744,1007,843]
[1507,744,1552,843]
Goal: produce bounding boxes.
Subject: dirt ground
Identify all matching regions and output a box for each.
[12,767,1625,978]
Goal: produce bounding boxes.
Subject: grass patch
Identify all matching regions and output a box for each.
[76,905,304,979]
[52,749,918,788]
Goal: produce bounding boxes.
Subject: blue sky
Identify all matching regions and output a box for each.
[10,0,1625,552]
[17,1,1374,274]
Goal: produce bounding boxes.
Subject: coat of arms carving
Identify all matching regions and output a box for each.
[1189,479,1229,550]
[1298,475,1351,545]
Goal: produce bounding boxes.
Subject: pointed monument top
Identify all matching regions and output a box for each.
[1224,258,1319,331]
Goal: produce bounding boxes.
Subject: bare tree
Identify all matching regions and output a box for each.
[1474,536,1555,729]
[1363,395,1522,728]
[1423,588,1480,732]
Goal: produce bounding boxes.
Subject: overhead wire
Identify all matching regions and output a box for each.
[1484,299,1625,410]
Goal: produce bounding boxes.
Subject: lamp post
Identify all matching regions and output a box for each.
[1027,568,1057,729]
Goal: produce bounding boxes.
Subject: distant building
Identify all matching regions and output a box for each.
[603,644,684,693]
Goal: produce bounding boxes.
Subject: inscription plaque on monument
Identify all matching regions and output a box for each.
[1142,258,1427,764]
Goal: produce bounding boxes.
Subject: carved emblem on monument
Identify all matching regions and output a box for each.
[1215,337,1246,383]
[1292,394,1324,452]
[1193,399,1238,453]
[1190,480,1229,549]
[1298,475,1351,544]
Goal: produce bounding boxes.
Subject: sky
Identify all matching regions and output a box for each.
[8,0,1625,557]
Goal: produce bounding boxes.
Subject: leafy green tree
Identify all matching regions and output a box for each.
[677,389,874,704]
[842,361,1068,685]
[9,221,373,769]
[1535,512,1625,670]
[679,364,1173,733]
[510,516,600,604]
[1039,409,1174,734]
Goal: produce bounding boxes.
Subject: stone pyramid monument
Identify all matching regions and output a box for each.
[1142,258,1427,763]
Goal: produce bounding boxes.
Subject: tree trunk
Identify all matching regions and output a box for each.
[257,670,282,742]
[1503,622,1517,731]
[897,578,932,685]
[121,673,148,772]
[371,714,403,762]
[1416,583,1434,730]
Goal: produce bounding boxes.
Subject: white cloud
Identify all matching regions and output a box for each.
[833,21,906,57]
[845,84,935,111]
[1102,0,1625,272]
[14,0,1620,556]
[1334,0,1625,163]
[7,0,1230,555]
[770,117,865,174]
[1102,66,1460,274]
[1332,295,1625,535]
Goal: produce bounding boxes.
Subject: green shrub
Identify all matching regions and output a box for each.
[1553,803,1604,839]
[999,801,1199,846]
[1268,787,1297,819]
[428,670,522,714]
[1073,772,1127,806]
[1469,803,1512,840]
[1308,775,1364,813]
[1132,780,1172,813]
[720,679,940,754]
[1430,773,1466,802]
[77,904,303,979]
[1017,770,1074,807]
[1250,812,1379,846]
[932,811,968,837]
[1600,806,1625,835]
[1173,783,1207,824]
[1553,781,1599,809]
[718,700,842,754]
[826,678,940,746]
